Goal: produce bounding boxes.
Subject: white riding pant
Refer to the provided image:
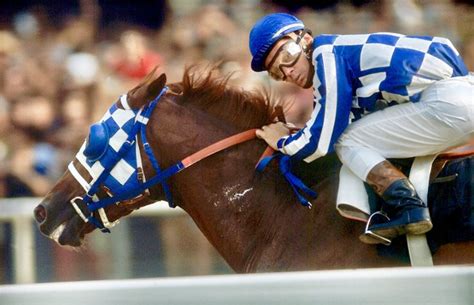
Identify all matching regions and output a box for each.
[335,75,474,181]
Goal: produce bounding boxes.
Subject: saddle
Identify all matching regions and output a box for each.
[337,141,474,222]
[336,140,474,265]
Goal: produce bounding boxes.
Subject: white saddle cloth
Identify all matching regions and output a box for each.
[336,165,371,222]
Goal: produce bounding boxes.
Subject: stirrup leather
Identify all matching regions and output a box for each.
[361,212,392,246]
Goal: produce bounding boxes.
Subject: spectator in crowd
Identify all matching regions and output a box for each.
[109,30,163,82]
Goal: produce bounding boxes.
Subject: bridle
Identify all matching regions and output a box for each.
[68,87,317,233]
[67,87,268,232]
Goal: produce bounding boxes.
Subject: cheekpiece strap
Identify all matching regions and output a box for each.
[139,88,175,207]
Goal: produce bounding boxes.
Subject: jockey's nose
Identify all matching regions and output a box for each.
[281,65,294,76]
[34,204,47,224]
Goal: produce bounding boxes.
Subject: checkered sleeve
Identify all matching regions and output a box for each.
[277,52,353,163]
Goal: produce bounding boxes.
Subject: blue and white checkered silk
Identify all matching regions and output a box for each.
[313,33,467,106]
[75,95,146,195]
[276,32,469,163]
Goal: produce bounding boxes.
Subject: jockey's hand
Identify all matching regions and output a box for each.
[256,122,291,150]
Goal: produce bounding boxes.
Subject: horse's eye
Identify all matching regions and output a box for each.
[84,123,109,162]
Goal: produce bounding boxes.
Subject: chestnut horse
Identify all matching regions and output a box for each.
[34,68,474,272]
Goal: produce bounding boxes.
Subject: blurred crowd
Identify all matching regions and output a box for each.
[1,0,474,199]
[0,0,473,282]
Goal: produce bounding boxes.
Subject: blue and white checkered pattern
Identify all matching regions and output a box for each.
[75,95,143,194]
[277,32,469,163]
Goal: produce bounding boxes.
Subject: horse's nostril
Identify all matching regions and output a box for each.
[34,205,47,223]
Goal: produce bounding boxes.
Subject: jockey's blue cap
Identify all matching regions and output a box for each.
[249,13,305,72]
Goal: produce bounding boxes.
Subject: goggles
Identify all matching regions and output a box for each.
[266,30,307,81]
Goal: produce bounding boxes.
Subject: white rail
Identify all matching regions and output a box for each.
[0,197,185,284]
[1,266,473,305]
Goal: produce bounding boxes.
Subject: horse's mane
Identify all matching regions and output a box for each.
[171,66,276,130]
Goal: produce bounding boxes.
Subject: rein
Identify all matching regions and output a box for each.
[84,128,263,215]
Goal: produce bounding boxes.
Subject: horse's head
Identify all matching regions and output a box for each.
[34,68,168,247]
[34,64,277,253]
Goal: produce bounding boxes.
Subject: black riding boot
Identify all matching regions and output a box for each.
[369,179,432,238]
[359,161,433,245]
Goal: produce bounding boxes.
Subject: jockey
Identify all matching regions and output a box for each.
[249,13,473,244]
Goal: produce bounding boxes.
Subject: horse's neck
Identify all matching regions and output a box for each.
[147,100,293,271]
[148,100,384,272]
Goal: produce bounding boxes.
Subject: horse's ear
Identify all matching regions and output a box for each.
[148,73,167,99]
[127,67,167,109]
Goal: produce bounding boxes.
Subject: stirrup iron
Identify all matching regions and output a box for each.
[361,212,392,246]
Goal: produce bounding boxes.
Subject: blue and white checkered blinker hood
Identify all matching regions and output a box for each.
[74,94,145,196]
[67,86,170,232]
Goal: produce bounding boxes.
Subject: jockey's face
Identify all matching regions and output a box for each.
[265,31,314,89]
